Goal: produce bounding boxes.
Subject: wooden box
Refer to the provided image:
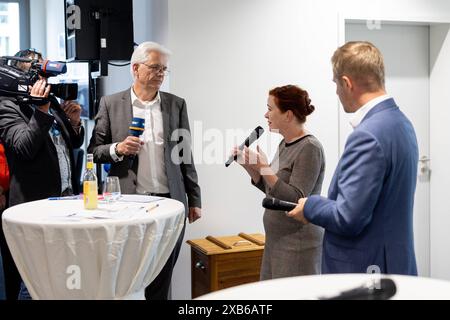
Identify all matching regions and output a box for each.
[187,233,265,298]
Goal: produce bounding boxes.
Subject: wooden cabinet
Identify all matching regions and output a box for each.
[187,233,265,298]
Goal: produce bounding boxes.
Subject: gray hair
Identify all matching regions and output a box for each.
[130,41,172,78]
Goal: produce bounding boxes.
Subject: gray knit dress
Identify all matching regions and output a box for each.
[253,135,325,280]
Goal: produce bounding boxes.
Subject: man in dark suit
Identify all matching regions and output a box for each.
[288,41,419,275]
[0,52,84,299]
[88,41,202,300]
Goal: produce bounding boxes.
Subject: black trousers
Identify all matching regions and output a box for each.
[144,192,186,300]
[0,196,22,300]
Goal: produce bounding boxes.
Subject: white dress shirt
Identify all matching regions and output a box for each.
[110,88,169,194]
[350,94,391,129]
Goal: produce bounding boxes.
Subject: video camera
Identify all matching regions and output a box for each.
[0,56,78,104]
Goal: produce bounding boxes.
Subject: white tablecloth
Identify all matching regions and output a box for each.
[197,274,450,300]
[2,196,185,300]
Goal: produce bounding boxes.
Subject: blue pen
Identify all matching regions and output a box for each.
[48,196,81,201]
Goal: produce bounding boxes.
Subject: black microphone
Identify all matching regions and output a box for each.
[262,197,297,211]
[128,117,145,169]
[322,278,397,300]
[225,126,265,167]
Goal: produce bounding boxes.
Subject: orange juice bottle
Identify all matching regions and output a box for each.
[83,154,98,210]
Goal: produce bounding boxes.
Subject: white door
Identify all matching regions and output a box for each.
[342,23,431,277]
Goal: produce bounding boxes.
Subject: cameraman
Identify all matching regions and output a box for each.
[0,49,85,300]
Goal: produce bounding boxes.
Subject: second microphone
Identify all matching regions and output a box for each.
[262,197,298,212]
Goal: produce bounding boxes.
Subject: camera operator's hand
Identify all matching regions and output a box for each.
[29,79,51,113]
[61,101,82,126]
[116,137,144,156]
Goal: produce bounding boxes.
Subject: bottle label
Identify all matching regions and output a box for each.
[83,181,98,210]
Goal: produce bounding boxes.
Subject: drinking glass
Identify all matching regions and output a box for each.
[103,176,121,203]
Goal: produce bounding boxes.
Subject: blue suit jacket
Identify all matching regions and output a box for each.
[304,98,418,275]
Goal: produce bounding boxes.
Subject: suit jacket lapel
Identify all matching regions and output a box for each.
[160,92,170,142]
[123,89,133,139]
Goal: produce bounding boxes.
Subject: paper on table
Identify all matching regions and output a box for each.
[48,205,148,221]
[118,195,165,203]
[47,215,84,222]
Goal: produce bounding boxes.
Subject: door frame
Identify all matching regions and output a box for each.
[337,13,450,280]
[337,13,450,154]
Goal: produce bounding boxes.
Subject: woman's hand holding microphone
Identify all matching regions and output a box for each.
[231,145,269,172]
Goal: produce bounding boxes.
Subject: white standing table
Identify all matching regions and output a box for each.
[198,274,450,300]
[2,195,185,300]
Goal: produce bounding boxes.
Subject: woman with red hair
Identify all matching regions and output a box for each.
[232,85,325,279]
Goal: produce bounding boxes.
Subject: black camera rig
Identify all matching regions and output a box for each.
[0,56,78,105]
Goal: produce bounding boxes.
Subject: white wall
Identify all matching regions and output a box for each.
[28,0,70,60]
[29,0,47,58]
[168,0,450,299]
[44,0,65,60]
[27,0,46,56]
[430,24,450,280]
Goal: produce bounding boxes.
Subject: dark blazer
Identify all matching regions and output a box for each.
[304,98,419,275]
[0,97,85,207]
[87,89,201,215]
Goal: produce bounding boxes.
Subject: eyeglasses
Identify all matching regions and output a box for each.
[141,63,170,76]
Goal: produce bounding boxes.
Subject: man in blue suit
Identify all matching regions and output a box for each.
[288,41,419,275]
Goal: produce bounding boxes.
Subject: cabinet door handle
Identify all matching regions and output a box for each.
[195,262,206,270]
